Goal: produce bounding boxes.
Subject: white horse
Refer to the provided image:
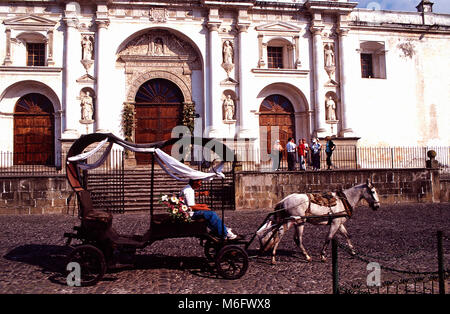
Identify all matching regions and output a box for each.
[257,179,380,264]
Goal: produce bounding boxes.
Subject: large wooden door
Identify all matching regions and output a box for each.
[14,93,55,165]
[134,79,184,164]
[259,94,295,159]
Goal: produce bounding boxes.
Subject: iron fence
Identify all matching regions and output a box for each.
[1,145,449,175]
[231,146,450,173]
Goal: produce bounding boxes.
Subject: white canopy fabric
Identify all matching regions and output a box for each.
[154,148,225,182]
[67,137,225,181]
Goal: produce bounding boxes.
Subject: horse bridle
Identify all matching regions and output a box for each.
[367,184,380,208]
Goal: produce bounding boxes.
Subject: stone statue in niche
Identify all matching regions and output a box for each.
[154,37,163,55]
[221,40,235,78]
[81,92,94,122]
[223,95,235,121]
[223,40,233,65]
[326,96,337,121]
[324,44,335,67]
[82,35,93,60]
[324,44,337,83]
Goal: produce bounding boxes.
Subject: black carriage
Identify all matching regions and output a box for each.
[64,133,249,286]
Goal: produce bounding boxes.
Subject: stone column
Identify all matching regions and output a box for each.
[237,23,251,138]
[294,35,301,69]
[257,34,265,68]
[94,18,110,133]
[47,30,54,66]
[4,29,12,65]
[61,17,80,138]
[206,21,222,138]
[337,22,354,137]
[310,23,327,137]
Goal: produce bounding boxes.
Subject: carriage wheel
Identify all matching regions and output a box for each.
[215,245,248,280]
[204,240,219,262]
[66,244,106,286]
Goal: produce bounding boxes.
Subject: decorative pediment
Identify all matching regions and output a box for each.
[76,74,96,84]
[118,29,201,70]
[255,22,301,33]
[3,14,57,30]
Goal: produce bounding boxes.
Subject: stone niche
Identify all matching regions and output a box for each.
[117,29,202,102]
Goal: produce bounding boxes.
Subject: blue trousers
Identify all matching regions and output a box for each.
[192,210,228,237]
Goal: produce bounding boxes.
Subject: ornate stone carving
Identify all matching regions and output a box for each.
[221,40,234,77]
[150,8,168,23]
[223,95,235,121]
[119,30,200,67]
[80,91,94,123]
[119,30,201,103]
[82,35,93,60]
[324,43,336,83]
[325,96,337,122]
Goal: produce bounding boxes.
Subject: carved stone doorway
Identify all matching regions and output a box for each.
[134,78,184,164]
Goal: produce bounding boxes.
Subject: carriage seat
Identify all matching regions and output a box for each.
[77,190,113,225]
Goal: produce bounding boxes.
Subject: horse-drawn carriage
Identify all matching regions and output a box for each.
[64,133,252,285]
[63,133,381,286]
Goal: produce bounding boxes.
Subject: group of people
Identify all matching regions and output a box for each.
[271,136,336,171]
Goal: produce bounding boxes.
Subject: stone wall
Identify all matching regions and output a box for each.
[1,169,447,214]
[0,175,73,214]
[234,169,446,210]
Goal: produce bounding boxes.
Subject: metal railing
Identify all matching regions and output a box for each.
[232,145,450,173]
[0,149,125,176]
[1,146,449,175]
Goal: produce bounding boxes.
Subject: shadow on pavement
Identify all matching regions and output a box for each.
[3,244,72,285]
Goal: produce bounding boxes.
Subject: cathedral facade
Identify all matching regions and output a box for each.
[0,0,449,166]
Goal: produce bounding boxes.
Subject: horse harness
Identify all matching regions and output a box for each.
[303,191,353,224]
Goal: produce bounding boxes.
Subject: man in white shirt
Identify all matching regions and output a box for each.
[180,179,238,240]
[286,137,297,171]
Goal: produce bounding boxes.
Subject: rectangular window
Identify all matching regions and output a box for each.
[361,53,374,78]
[27,43,45,66]
[267,46,283,69]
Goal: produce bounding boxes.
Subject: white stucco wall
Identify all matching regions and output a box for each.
[0,1,449,159]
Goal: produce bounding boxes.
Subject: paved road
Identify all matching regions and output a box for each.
[0,203,448,294]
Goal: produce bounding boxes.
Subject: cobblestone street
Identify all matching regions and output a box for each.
[0,203,448,294]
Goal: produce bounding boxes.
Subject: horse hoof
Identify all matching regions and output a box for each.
[350,249,356,256]
[305,256,312,262]
[271,260,277,265]
[320,256,327,262]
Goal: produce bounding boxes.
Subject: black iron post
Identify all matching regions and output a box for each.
[150,154,155,225]
[437,230,445,294]
[332,238,339,294]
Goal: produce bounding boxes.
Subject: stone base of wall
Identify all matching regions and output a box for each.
[0,175,74,214]
[235,169,447,210]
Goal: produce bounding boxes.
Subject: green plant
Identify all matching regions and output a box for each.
[121,102,135,142]
[182,102,196,134]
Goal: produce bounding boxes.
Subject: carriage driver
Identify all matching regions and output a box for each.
[180,179,239,240]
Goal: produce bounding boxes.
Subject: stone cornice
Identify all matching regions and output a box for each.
[202,0,255,8]
[252,68,309,76]
[0,66,63,73]
[304,0,358,14]
[349,22,450,34]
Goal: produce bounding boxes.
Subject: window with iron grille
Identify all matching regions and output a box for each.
[27,43,45,66]
[267,46,283,69]
[361,53,374,78]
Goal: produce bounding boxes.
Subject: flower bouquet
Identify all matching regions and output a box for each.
[160,194,192,223]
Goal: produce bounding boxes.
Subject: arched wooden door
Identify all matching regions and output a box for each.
[259,94,296,159]
[134,78,184,164]
[14,93,55,165]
